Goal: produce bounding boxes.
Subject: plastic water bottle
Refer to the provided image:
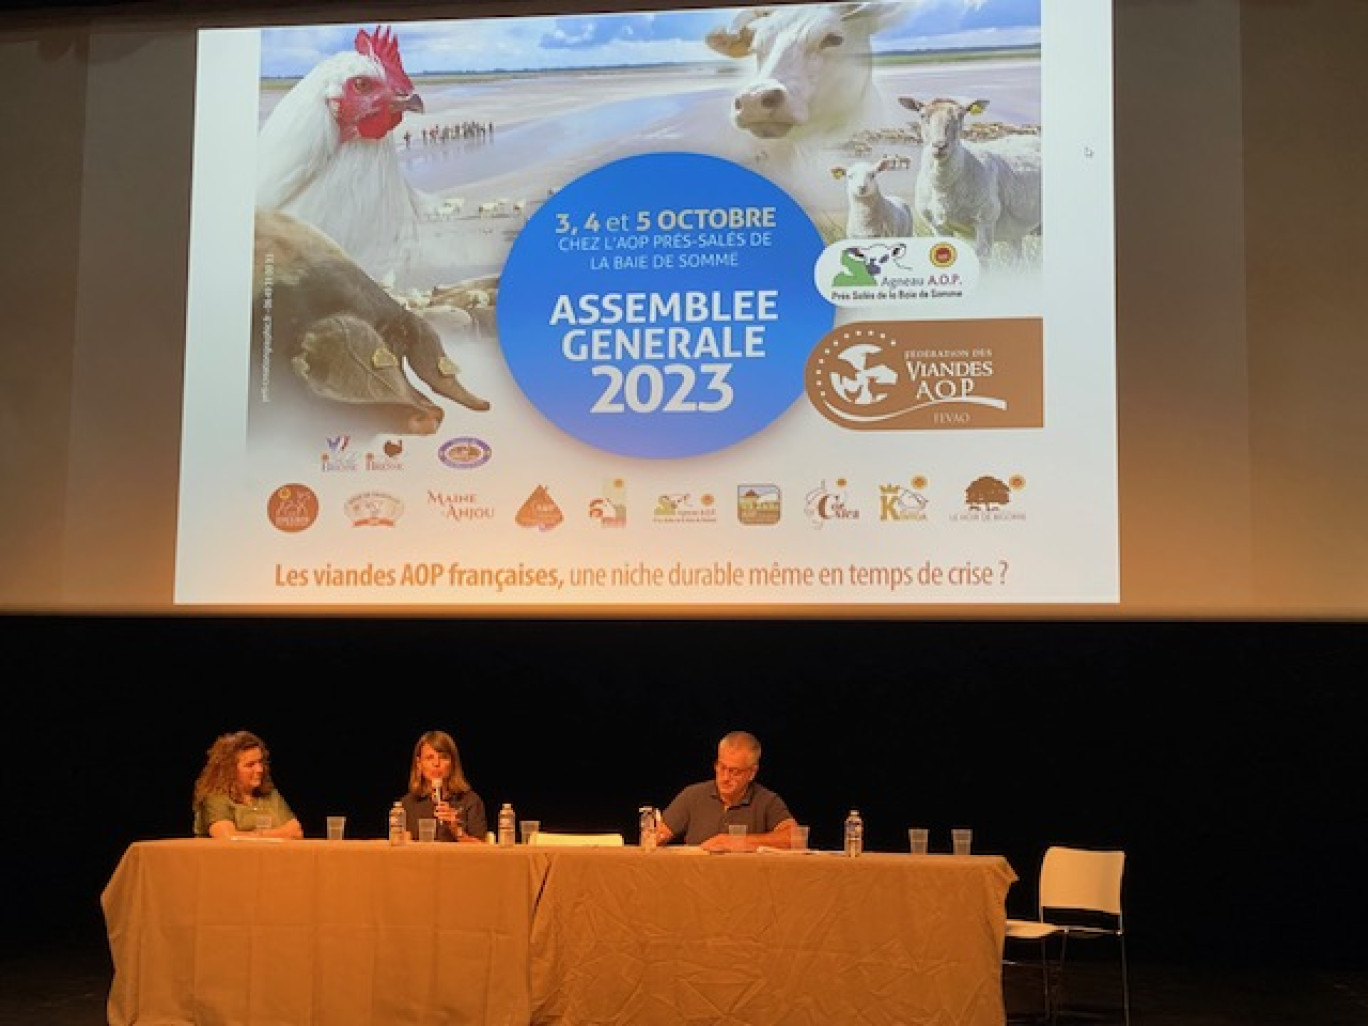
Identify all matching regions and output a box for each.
[498,803,516,847]
[639,806,658,851]
[388,801,407,846]
[843,809,863,857]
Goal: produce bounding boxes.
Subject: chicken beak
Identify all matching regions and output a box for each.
[396,92,425,116]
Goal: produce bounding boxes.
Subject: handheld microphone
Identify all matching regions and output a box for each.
[431,780,445,836]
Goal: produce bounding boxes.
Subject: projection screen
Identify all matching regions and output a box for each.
[172,0,1109,611]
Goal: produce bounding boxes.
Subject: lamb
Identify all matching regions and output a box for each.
[830,157,914,239]
[706,4,912,147]
[898,96,1042,263]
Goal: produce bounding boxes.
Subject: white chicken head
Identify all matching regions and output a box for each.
[328,26,424,142]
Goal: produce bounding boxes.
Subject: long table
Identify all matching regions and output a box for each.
[102,839,1017,1026]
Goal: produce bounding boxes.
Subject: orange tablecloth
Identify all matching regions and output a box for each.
[103,840,1016,1026]
[102,839,538,1026]
[530,848,1016,1026]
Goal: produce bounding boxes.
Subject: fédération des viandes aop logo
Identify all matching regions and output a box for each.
[804,319,1043,432]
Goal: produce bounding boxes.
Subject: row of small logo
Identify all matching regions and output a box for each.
[316,434,491,474]
[266,474,1027,534]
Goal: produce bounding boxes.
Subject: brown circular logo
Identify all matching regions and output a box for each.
[267,483,320,533]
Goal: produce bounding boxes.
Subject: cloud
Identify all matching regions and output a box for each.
[258,2,1040,77]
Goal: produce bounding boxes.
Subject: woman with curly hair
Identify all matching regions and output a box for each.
[192,730,303,839]
[400,729,487,842]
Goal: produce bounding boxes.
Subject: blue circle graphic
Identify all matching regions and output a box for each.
[498,153,829,458]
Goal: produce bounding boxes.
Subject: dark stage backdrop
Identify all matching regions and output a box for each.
[2,0,1367,983]
[3,615,1365,970]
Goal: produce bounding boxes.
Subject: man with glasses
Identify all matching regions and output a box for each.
[657,730,797,851]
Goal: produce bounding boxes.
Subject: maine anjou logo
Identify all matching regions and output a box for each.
[437,436,492,469]
[428,490,495,523]
[267,483,319,533]
[813,237,981,308]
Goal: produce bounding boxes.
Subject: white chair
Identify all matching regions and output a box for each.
[1005,846,1129,1026]
[527,831,625,847]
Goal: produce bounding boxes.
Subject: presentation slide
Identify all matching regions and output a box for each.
[176,0,1115,609]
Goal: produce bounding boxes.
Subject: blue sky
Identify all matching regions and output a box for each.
[257,0,1041,77]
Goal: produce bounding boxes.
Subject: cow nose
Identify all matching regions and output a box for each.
[734,86,786,114]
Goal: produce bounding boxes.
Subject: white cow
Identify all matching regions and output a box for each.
[706,3,913,146]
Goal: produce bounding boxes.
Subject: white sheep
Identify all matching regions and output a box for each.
[437,196,466,219]
[898,96,1042,263]
[477,200,502,219]
[830,157,914,239]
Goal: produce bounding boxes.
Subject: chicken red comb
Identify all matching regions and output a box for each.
[355,25,414,94]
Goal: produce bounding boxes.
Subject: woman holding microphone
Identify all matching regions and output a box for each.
[400,729,488,842]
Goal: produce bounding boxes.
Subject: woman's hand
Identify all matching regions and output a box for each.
[435,799,463,837]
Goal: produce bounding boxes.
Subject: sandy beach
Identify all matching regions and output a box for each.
[367,59,1040,294]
